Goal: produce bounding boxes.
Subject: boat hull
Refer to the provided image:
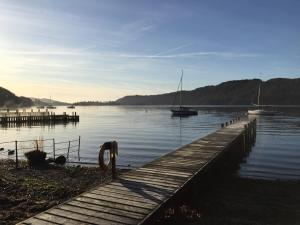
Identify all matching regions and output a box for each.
[171,109,198,117]
[248,109,275,115]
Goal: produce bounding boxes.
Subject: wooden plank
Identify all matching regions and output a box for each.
[119,177,179,190]
[123,171,186,184]
[121,174,182,187]
[67,200,144,220]
[90,189,160,205]
[45,208,122,225]
[115,179,175,192]
[74,196,150,215]
[34,213,89,225]
[58,204,138,225]
[145,164,200,174]
[82,193,156,210]
[98,184,167,199]
[126,170,187,182]
[136,167,192,178]
[19,217,61,225]
[109,181,173,196]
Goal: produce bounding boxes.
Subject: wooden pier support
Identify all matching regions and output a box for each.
[0,112,79,125]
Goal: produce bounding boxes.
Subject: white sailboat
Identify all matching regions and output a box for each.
[171,70,198,117]
[248,83,275,115]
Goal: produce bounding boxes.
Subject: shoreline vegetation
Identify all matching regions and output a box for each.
[0,159,128,225]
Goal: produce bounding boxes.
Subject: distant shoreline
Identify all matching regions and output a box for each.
[2,104,300,109]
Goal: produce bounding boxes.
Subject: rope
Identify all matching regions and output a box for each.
[0,141,15,144]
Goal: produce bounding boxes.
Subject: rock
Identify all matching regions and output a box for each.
[54,155,66,165]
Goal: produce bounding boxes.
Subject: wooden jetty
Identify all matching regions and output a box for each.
[18,118,256,225]
[0,110,79,124]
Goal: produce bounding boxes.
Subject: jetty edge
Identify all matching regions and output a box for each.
[17,117,256,225]
[0,110,79,124]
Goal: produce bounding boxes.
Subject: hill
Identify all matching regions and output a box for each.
[0,87,33,107]
[74,101,119,106]
[116,78,300,105]
[31,98,70,106]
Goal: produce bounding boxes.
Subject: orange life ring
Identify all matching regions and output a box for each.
[98,141,118,171]
[98,142,112,171]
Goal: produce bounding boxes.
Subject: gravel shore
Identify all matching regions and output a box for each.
[0,159,124,225]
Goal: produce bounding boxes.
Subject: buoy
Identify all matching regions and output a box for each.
[98,141,118,171]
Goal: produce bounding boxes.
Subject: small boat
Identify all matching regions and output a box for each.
[171,106,198,116]
[248,83,275,115]
[67,105,75,109]
[46,96,56,109]
[46,105,56,109]
[171,70,198,117]
[248,108,275,115]
[37,106,45,109]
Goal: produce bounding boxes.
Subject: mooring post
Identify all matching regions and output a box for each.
[15,141,18,169]
[247,123,250,149]
[253,118,257,142]
[111,142,118,179]
[244,124,248,151]
[67,141,70,160]
[221,123,224,128]
[251,121,255,144]
[110,141,118,179]
[78,136,81,161]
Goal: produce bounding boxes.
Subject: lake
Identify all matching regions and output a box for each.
[1,106,300,180]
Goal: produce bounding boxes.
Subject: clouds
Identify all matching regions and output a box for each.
[0,0,299,101]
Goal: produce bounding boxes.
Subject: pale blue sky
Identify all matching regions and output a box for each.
[0,0,299,101]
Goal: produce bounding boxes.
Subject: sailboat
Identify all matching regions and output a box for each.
[67,104,75,109]
[171,70,198,117]
[248,83,275,115]
[46,96,56,109]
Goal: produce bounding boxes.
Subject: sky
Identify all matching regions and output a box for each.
[0,0,299,102]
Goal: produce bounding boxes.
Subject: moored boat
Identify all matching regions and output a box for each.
[171,70,198,117]
[248,83,276,116]
[67,105,75,109]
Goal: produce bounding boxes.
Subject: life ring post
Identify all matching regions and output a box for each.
[111,141,118,179]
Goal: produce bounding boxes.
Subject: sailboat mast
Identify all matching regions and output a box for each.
[180,70,183,107]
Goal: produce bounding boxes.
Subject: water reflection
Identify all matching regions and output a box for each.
[239,109,300,180]
[0,106,299,180]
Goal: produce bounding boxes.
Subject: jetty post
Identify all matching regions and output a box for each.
[15,140,18,169]
[53,138,56,160]
[77,136,81,161]
[67,141,71,160]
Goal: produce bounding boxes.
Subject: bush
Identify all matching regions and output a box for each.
[24,139,47,167]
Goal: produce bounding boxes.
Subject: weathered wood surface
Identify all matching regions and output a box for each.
[18,119,252,225]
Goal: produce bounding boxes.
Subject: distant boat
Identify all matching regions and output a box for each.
[46,96,56,109]
[248,83,275,115]
[46,105,56,109]
[67,105,75,109]
[171,70,198,117]
[37,106,45,109]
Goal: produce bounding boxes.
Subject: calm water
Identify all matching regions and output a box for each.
[1,106,300,180]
